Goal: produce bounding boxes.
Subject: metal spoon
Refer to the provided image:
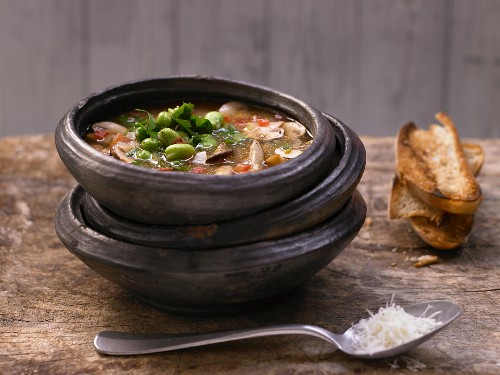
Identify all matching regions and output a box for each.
[94,300,461,359]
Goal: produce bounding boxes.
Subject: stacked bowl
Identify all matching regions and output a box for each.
[54,76,366,315]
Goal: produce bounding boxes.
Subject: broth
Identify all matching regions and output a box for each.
[84,101,312,175]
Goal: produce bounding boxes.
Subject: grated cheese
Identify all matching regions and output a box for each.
[350,297,441,355]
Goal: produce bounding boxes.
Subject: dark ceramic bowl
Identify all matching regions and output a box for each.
[55,185,366,315]
[55,76,336,225]
[81,114,366,249]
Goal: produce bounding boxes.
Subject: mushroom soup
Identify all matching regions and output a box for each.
[84,101,312,175]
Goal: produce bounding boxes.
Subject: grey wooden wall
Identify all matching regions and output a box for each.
[1,0,499,138]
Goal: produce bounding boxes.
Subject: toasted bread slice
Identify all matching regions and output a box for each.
[396,112,482,214]
[389,176,443,221]
[409,214,473,250]
[461,142,485,176]
[389,143,484,221]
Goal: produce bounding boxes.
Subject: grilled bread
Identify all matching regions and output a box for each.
[390,112,484,250]
[461,142,485,176]
[389,142,484,222]
[408,214,474,250]
[396,112,482,215]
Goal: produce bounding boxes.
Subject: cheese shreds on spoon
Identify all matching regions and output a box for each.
[350,297,441,355]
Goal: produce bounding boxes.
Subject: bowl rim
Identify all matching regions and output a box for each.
[56,186,366,273]
[56,75,334,187]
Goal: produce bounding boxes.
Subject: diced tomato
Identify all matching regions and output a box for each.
[257,118,270,127]
[232,163,252,173]
[86,129,109,140]
[173,137,186,144]
[190,166,207,174]
[157,167,173,172]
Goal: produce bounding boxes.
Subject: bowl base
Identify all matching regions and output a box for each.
[130,291,292,316]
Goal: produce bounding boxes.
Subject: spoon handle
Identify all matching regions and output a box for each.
[94,324,339,355]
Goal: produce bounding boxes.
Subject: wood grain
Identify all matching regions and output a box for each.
[0,134,498,374]
[0,0,499,138]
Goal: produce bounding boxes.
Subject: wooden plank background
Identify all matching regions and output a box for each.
[0,0,499,138]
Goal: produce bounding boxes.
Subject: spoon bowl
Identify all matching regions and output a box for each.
[94,300,462,359]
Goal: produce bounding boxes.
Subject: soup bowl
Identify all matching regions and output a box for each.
[55,76,367,314]
[55,76,337,225]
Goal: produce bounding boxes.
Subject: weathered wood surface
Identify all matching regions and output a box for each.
[0,134,499,374]
[1,0,500,138]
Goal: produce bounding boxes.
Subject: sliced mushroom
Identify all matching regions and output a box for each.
[206,143,233,164]
[281,121,307,138]
[249,140,264,171]
[92,121,129,135]
[275,147,303,159]
[243,121,284,140]
[192,151,208,164]
[218,101,249,116]
[111,141,137,163]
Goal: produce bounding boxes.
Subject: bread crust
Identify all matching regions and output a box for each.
[409,214,473,250]
[462,142,485,176]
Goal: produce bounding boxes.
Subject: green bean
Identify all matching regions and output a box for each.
[204,111,225,130]
[156,111,172,128]
[164,144,196,161]
[136,149,151,159]
[140,137,162,152]
[158,128,183,147]
[135,126,148,142]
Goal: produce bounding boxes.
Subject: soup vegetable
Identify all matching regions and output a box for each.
[85,101,312,175]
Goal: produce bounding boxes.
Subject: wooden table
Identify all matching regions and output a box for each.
[1,135,498,374]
